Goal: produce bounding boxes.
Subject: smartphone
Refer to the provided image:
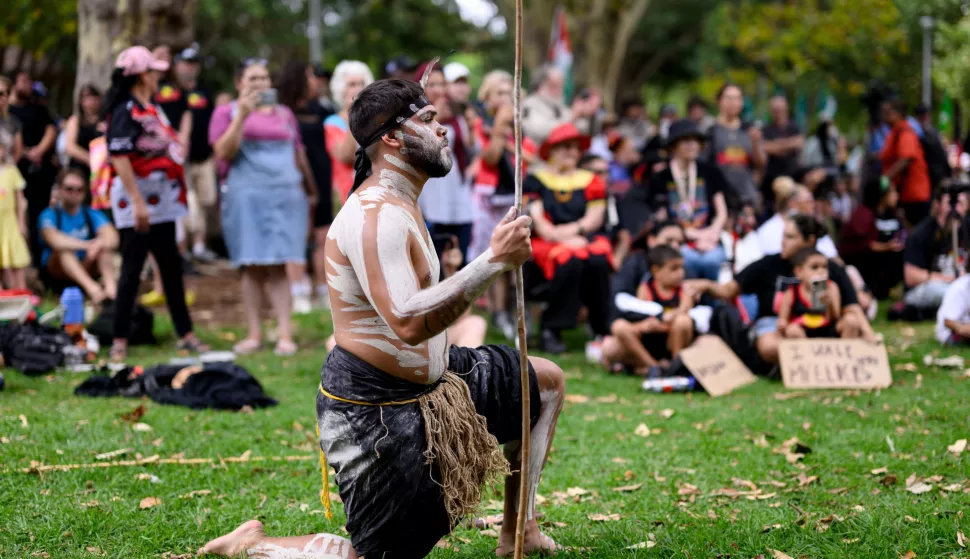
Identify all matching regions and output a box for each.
[810,279,827,310]
[257,88,277,107]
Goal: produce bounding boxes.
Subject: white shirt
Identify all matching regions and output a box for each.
[418,123,473,225]
[757,213,839,259]
[936,275,970,343]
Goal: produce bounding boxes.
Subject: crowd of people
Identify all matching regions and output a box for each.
[2,45,970,373]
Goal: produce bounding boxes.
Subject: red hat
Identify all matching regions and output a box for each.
[540,122,591,160]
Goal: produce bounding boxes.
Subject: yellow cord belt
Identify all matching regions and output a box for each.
[315,384,420,520]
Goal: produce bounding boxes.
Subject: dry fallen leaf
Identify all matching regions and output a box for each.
[958,531,967,548]
[566,487,588,497]
[139,496,161,509]
[942,483,964,492]
[895,362,919,372]
[770,550,795,559]
[843,538,860,544]
[871,467,888,475]
[625,542,656,550]
[828,487,849,495]
[131,422,153,432]
[19,414,28,428]
[880,474,898,486]
[797,474,818,487]
[906,482,933,495]
[634,423,651,437]
[611,457,629,464]
[85,546,105,556]
[121,404,146,423]
[595,393,617,403]
[613,483,643,493]
[904,515,919,523]
[678,483,701,496]
[900,551,916,559]
[588,513,622,522]
[660,409,675,419]
[762,524,783,533]
[947,439,967,457]
[564,394,589,404]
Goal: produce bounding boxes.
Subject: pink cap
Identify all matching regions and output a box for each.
[115,46,169,76]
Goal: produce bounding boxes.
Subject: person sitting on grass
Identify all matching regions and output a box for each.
[39,168,118,304]
[935,264,970,345]
[776,247,840,339]
[608,244,696,376]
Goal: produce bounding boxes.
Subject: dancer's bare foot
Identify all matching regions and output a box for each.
[495,521,560,557]
[198,519,265,556]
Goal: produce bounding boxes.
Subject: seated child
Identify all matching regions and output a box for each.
[777,247,841,338]
[609,244,696,375]
[935,274,970,345]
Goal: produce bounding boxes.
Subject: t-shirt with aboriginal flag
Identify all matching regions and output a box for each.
[106,95,186,229]
[524,169,607,227]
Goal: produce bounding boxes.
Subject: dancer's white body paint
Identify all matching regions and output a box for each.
[248,533,354,559]
[526,389,561,519]
[325,117,514,383]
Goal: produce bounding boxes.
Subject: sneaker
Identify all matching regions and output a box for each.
[539,329,568,355]
[585,338,603,364]
[140,290,166,307]
[193,246,218,263]
[293,293,313,315]
[182,255,201,277]
[492,311,515,341]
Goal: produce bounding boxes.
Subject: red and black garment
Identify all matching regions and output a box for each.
[786,282,838,337]
[639,277,683,319]
[525,169,614,280]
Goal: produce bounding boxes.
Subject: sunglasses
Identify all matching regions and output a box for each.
[61,185,85,193]
[240,57,268,69]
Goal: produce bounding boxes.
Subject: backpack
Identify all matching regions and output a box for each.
[0,322,71,375]
[87,300,156,346]
[54,205,96,240]
[919,130,951,188]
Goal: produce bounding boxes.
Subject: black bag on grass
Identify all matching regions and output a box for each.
[88,301,156,346]
[0,322,71,375]
[142,362,277,410]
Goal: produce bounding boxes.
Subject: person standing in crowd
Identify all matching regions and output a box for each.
[800,116,846,194]
[521,65,600,144]
[210,58,314,356]
[913,103,951,191]
[756,177,839,259]
[469,70,537,340]
[900,188,966,315]
[0,77,24,164]
[416,62,475,262]
[103,46,209,361]
[9,70,58,263]
[691,214,876,366]
[641,104,677,164]
[309,64,335,115]
[760,95,803,209]
[0,130,29,289]
[279,59,334,310]
[152,46,193,158]
[64,85,104,180]
[881,98,931,228]
[705,83,764,209]
[324,60,374,201]
[39,168,118,302]
[526,122,612,354]
[443,62,475,124]
[687,95,715,135]
[839,177,903,299]
[616,99,651,152]
[646,119,728,281]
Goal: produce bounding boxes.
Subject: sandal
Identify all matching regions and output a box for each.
[177,336,211,354]
[274,340,298,357]
[232,339,262,355]
[109,342,128,363]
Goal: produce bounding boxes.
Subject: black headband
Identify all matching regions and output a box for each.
[350,94,431,194]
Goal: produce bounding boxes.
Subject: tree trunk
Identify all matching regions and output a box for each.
[76,0,198,103]
[601,0,650,112]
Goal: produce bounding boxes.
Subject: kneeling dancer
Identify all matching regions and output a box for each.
[200,77,565,558]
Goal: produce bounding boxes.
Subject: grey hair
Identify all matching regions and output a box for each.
[331,60,375,110]
[529,64,560,93]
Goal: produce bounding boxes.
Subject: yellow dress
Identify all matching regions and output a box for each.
[0,165,30,270]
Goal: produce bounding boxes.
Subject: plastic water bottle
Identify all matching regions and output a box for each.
[61,287,85,342]
[642,376,697,393]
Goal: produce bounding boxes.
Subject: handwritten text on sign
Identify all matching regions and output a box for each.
[779,339,892,389]
[680,337,757,397]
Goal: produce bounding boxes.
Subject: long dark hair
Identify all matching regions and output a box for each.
[100,68,139,121]
[815,121,834,164]
[77,83,102,121]
[787,213,826,243]
[276,59,309,112]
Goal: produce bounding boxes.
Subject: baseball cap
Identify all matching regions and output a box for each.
[443,62,470,84]
[174,45,201,63]
[311,63,331,79]
[115,46,170,76]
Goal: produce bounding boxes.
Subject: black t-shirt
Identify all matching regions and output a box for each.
[874,209,902,243]
[294,100,333,196]
[734,253,858,319]
[9,102,54,149]
[647,161,726,228]
[154,82,188,134]
[761,121,802,198]
[184,87,214,162]
[903,217,963,276]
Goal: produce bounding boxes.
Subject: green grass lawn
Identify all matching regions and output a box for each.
[1,313,969,559]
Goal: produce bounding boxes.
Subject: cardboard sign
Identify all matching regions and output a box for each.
[779,339,892,390]
[680,337,758,397]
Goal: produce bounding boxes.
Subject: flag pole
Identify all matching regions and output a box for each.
[512,0,530,557]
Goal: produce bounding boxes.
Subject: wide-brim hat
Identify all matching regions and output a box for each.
[666,119,707,147]
[540,122,591,160]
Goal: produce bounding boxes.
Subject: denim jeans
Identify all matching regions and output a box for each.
[903,280,950,310]
[682,245,726,281]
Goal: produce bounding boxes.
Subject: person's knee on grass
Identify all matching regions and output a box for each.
[756,331,781,364]
[783,322,807,338]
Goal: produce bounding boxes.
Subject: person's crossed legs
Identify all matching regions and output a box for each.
[47,250,107,304]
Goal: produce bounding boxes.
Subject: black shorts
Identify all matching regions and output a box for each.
[640,333,672,361]
[317,344,540,559]
[804,324,839,338]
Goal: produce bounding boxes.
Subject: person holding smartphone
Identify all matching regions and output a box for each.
[209,58,315,356]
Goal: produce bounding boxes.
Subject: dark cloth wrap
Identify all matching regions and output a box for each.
[350,94,431,194]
